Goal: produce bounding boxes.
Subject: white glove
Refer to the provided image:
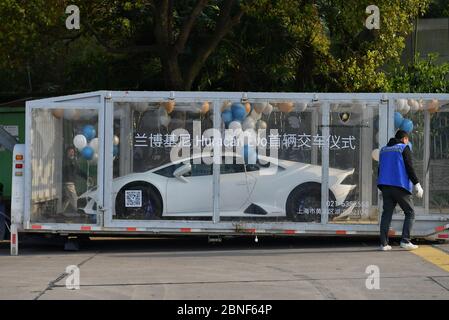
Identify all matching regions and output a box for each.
[414,183,423,198]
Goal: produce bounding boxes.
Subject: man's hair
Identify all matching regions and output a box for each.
[66,146,76,153]
[395,130,409,140]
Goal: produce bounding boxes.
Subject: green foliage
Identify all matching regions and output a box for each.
[388,54,449,93]
[0,0,444,94]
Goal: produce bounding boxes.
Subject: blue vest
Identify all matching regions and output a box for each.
[377,143,413,193]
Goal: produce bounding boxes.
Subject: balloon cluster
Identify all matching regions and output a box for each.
[221,102,273,163]
[394,99,415,133]
[73,125,120,161]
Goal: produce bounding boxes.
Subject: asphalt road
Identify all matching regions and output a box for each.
[0,236,448,300]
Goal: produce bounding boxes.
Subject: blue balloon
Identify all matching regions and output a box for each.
[394,112,404,129]
[113,145,119,156]
[81,146,94,160]
[400,119,414,133]
[243,145,257,164]
[221,109,233,126]
[82,125,96,141]
[231,103,246,122]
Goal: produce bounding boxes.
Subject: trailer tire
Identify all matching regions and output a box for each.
[286,183,336,223]
[115,181,163,220]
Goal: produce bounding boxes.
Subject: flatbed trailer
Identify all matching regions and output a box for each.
[9,91,449,255]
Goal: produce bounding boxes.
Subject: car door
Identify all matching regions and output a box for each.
[220,157,257,214]
[165,161,213,215]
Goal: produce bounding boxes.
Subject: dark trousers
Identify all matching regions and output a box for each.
[380,186,415,246]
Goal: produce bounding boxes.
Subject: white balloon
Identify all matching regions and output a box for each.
[401,103,410,115]
[254,103,266,113]
[91,153,99,164]
[229,121,242,130]
[160,115,171,127]
[262,103,273,115]
[64,109,80,120]
[73,134,87,151]
[89,137,99,152]
[295,102,308,112]
[242,117,256,130]
[78,109,97,120]
[113,135,120,146]
[249,110,262,121]
[256,120,267,130]
[228,121,242,137]
[408,99,420,112]
[372,149,380,162]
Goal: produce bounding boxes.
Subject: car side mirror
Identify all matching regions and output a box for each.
[173,163,191,183]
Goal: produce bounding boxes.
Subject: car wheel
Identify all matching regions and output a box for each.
[115,181,163,220]
[286,183,336,223]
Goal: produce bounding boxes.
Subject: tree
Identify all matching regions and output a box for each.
[80,0,247,90]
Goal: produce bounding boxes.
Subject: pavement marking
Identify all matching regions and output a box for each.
[410,245,449,273]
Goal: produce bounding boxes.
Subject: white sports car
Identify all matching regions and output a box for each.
[80,152,356,222]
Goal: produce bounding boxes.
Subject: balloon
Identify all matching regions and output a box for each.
[249,109,262,121]
[231,103,247,121]
[254,103,266,113]
[64,109,80,120]
[256,120,267,130]
[400,119,414,133]
[371,149,380,162]
[401,102,410,115]
[262,103,273,115]
[394,112,404,129]
[277,102,294,113]
[408,99,420,112]
[113,135,120,146]
[158,108,171,127]
[295,102,308,112]
[221,100,232,112]
[81,146,94,160]
[229,121,242,131]
[113,145,119,157]
[200,101,210,114]
[221,109,233,126]
[427,99,439,113]
[89,137,99,152]
[160,115,171,127]
[164,101,175,114]
[73,134,87,151]
[396,99,407,112]
[78,109,97,120]
[242,117,256,130]
[418,99,425,110]
[245,102,252,114]
[51,109,64,119]
[91,153,99,164]
[82,125,96,141]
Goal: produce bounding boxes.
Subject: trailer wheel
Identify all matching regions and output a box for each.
[115,181,163,220]
[286,183,336,223]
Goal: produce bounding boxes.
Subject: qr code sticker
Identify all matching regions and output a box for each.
[125,190,142,208]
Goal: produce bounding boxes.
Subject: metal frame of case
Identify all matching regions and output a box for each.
[10,91,449,255]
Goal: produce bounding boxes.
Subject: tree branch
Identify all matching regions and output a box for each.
[183,0,244,89]
[85,20,162,55]
[174,0,209,53]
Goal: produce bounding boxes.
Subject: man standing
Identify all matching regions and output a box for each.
[62,146,87,213]
[377,130,423,251]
